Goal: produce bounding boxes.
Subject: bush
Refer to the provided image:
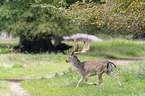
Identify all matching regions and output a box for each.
[64,0,144,38]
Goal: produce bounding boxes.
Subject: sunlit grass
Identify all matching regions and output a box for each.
[0,40,145,79]
[0,81,12,94]
[21,60,145,96]
[0,39,145,95]
[66,40,145,59]
[88,40,145,58]
[0,53,71,78]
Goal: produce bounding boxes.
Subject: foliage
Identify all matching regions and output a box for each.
[0,0,84,39]
[0,0,144,39]
[63,0,145,37]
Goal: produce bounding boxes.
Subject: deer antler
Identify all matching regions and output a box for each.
[69,39,90,55]
[72,39,80,52]
[81,39,90,53]
[69,39,79,55]
[73,39,90,54]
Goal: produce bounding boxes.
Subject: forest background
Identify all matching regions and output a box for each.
[0,0,144,53]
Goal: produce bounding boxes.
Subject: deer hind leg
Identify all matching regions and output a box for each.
[107,72,123,87]
[84,74,96,86]
[96,73,103,87]
[76,76,84,88]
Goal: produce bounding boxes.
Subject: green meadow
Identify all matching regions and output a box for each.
[0,39,145,95]
[21,61,145,96]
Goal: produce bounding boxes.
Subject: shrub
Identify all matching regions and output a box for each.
[64,0,144,38]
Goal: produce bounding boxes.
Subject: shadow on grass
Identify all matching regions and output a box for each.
[0,43,17,54]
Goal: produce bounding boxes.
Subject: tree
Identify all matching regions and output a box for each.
[0,0,85,53]
[63,0,144,39]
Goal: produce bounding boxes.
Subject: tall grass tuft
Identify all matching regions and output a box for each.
[120,60,145,82]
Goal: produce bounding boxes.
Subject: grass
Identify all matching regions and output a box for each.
[0,81,12,94]
[0,38,18,53]
[0,53,72,78]
[0,39,145,79]
[0,39,145,95]
[21,60,145,96]
[65,39,145,59]
[78,40,145,59]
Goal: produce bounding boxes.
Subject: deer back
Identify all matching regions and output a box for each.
[81,60,110,75]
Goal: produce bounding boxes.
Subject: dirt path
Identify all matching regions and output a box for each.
[0,92,11,96]
[110,59,135,65]
[110,55,145,65]
[0,77,52,96]
[8,82,31,96]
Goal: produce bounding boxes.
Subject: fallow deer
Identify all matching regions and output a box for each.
[66,39,123,88]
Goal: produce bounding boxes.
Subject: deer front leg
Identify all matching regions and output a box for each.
[76,76,84,88]
[84,74,96,85]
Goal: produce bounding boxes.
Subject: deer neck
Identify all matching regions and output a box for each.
[71,56,80,65]
[71,56,83,72]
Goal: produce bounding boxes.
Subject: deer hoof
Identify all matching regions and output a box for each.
[93,83,97,85]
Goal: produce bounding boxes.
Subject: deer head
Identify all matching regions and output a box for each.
[66,39,90,62]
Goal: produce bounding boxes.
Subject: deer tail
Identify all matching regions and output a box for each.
[107,62,116,69]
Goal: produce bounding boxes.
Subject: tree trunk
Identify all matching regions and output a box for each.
[14,35,54,53]
[13,35,71,53]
